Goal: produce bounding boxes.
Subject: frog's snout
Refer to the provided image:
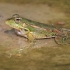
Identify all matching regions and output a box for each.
[5,19,11,25]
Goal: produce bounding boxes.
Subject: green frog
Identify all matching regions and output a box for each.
[6,14,70,44]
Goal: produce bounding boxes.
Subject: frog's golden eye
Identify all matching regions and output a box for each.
[12,14,21,22]
[15,17,21,21]
[15,17,22,24]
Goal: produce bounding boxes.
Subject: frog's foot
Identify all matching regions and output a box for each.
[54,35,68,45]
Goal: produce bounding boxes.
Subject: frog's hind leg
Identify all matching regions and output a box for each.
[54,35,68,45]
[54,36,62,45]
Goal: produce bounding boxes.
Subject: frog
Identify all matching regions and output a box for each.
[6,14,70,44]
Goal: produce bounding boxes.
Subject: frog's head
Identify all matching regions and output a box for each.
[6,14,23,30]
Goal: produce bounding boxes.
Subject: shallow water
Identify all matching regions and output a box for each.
[0,3,70,70]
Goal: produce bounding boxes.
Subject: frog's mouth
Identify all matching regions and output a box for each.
[6,19,24,30]
[5,20,16,28]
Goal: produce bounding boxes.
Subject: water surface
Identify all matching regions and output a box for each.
[0,3,70,70]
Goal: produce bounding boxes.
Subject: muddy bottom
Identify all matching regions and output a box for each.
[0,3,70,70]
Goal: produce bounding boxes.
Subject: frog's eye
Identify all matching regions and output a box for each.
[15,17,21,21]
[15,17,22,23]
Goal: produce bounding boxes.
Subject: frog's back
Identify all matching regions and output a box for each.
[22,17,55,29]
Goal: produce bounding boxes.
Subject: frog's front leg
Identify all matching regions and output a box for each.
[15,28,35,42]
[26,31,35,42]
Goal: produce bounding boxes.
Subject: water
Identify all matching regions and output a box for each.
[0,3,70,70]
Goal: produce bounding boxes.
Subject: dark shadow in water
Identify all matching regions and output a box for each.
[4,28,16,35]
[4,28,27,39]
[55,63,70,67]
